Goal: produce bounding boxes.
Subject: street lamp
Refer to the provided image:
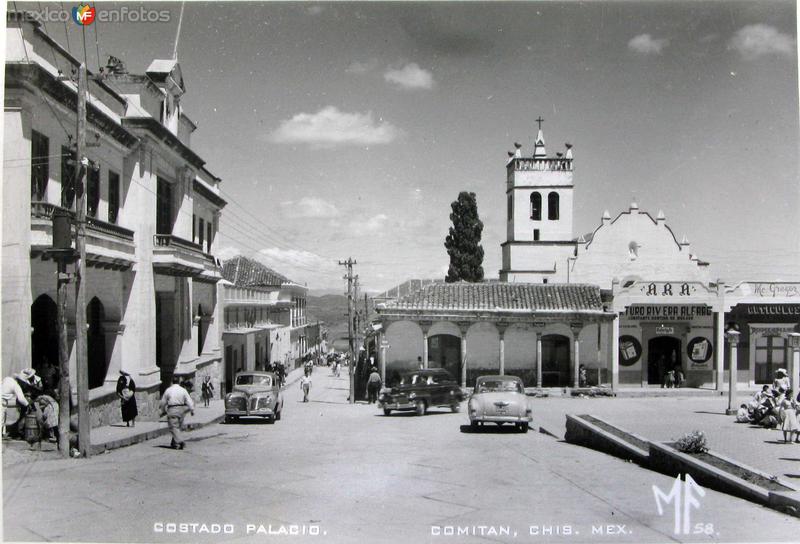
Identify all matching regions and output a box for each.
[787,333,800,396]
[725,325,741,415]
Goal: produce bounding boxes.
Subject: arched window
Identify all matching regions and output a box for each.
[530,192,542,220]
[548,192,560,220]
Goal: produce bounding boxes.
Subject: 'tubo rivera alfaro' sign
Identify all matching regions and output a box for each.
[624,305,712,321]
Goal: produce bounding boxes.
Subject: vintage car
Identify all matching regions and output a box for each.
[378,369,465,416]
[468,375,531,432]
[224,371,283,423]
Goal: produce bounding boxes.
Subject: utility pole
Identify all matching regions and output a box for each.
[338,258,356,404]
[74,64,90,457]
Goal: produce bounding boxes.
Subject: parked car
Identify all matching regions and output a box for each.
[468,375,531,432]
[379,369,465,416]
[225,371,283,423]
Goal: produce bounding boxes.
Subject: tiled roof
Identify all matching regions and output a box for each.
[373,279,438,300]
[377,282,604,313]
[221,255,291,287]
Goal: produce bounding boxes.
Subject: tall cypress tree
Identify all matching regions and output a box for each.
[444,191,484,282]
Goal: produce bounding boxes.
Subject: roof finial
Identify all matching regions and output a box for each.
[533,116,546,158]
[535,116,544,131]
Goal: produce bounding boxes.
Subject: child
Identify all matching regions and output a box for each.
[201,376,214,408]
[735,403,750,423]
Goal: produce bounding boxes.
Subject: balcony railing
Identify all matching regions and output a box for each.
[86,216,134,241]
[31,201,70,220]
[509,157,573,172]
[32,201,133,241]
[154,234,203,252]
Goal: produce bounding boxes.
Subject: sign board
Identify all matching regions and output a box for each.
[618,335,642,366]
[656,326,674,335]
[687,337,713,365]
[743,305,800,318]
[750,283,800,298]
[624,305,712,321]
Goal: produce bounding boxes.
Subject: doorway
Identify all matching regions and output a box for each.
[87,297,108,389]
[428,334,461,380]
[541,334,570,387]
[648,336,681,385]
[31,295,59,377]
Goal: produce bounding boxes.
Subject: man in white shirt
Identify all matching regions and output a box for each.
[159,376,194,450]
[2,375,29,438]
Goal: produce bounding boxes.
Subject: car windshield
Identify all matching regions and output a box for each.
[476,380,523,394]
[399,374,429,385]
[236,375,271,386]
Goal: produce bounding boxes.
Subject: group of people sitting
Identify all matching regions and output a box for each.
[735,368,800,443]
[662,365,685,388]
[2,366,61,447]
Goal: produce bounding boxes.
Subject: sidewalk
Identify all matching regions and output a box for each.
[532,394,800,486]
[2,366,310,462]
[90,366,307,454]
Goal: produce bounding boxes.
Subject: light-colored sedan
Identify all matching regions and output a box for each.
[225,372,283,423]
[468,375,531,432]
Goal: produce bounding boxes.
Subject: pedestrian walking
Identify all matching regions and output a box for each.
[300,374,312,402]
[779,388,799,443]
[159,376,195,450]
[366,367,382,404]
[116,370,138,427]
[201,376,214,408]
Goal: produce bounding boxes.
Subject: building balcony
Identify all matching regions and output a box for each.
[153,234,221,281]
[507,157,573,172]
[30,201,136,270]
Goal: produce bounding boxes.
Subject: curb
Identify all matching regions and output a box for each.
[90,413,225,455]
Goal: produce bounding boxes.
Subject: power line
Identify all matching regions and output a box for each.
[59,2,72,55]
[12,4,72,141]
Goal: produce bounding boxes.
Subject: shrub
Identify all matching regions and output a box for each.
[674,430,709,454]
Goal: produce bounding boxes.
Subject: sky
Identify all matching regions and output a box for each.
[31,1,800,293]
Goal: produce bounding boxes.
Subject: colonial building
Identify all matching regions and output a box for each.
[217,256,310,393]
[376,282,613,389]
[377,120,800,391]
[3,12,225,425]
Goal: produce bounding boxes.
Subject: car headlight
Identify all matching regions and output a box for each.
[408,393,416,400]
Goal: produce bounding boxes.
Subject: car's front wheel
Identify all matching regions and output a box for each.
[225,415,238,424]
[518,422,529,433]
[450,403,460,413]
[383,408,392,416]
[470,420,480,431]
[275,408,281,421]
[415,400,426,416]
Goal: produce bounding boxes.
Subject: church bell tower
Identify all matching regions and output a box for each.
[499,118,577,283]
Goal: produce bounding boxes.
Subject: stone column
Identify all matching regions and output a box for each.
[714,311,725,390]
[788,333,800,396]
[610,315,619,390]
[571,323,583,388]
[536,330,543,388]
[419,321,431,369]
[726,329,741,415]
[498,323,508,376]
[458,322,470,388]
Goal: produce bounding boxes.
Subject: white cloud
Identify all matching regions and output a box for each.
[306,5,325,16]
[255,248,336,286]
[728,24,795,60]
[269,106,401,148]
[628,34,669,55]
[216,246,240,261]
[280,197,340,219]
[363,214,389,232]
[384,63,435,90]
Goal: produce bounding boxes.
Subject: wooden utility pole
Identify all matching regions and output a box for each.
[56,250,71,457]
[338,258,356,404]
[74,64,90,457]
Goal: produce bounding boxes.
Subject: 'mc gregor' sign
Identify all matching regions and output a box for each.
[625,305,712,321]
[751,283,800,298]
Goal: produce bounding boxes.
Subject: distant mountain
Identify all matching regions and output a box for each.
[306,294,349,339]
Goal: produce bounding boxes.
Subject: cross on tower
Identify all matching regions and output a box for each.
[535,116,544,130]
